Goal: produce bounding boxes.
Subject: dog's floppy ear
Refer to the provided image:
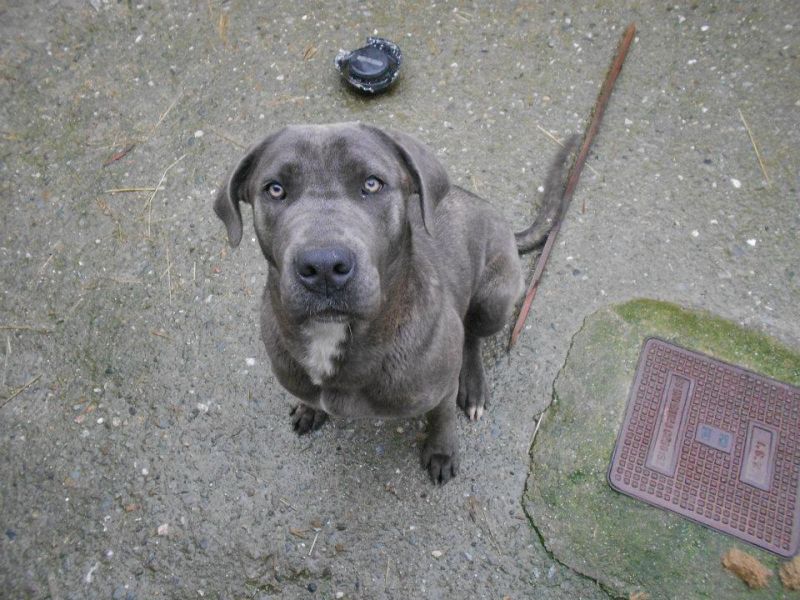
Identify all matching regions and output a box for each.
[364,125,450,235]
[214,134,275,247]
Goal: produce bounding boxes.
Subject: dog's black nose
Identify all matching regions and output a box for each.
[294,247,355,294]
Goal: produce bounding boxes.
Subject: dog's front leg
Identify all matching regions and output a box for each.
[290,403,328,434]
[421,391,460,484]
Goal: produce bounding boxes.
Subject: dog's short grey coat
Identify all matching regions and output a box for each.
[214,123,574,483]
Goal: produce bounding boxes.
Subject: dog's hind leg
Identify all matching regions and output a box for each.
[458,250,523,420]
[457,334,489,420]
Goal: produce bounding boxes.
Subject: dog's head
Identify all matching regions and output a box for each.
[214,123,450,325]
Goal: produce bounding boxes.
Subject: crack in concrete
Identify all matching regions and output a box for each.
[518,313,624,600]
[521,399,623,600]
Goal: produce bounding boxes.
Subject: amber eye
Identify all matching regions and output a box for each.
[265,181,286,200]
[362,176,384,195]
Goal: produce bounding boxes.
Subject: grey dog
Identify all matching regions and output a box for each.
[214,123,575,483]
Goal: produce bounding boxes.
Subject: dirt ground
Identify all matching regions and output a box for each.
[1,1,798,599]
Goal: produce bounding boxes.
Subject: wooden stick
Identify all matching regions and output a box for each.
[530,411,546,448]
[536,124,600,177]
[150,92,182,138]
[0,325,53,333]
[1,374,42,409]
[102,144,135,167]
[308,531,319,557]
[208,128,247,149]
[508,23,636,351]
[2,336,10,388]
[145,154,186,237]
[508,228,559,350]
[738,108,770,187]
[105,187,160,194]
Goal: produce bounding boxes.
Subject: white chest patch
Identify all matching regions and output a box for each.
[301,321,348,385]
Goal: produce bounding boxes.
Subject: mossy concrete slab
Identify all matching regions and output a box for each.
[524,299,800,599]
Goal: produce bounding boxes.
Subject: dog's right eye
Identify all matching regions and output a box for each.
[265,181,286,200]
[361,176,384,195]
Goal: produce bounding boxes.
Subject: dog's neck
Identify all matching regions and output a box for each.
[300,320,349,385]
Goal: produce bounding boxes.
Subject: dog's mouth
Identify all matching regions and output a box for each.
[308,309,351,323]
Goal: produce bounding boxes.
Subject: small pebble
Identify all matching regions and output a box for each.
[307,582,317,592]
[335,593,344,599]
[157,523,169,536]
[246,357,256,366]
[431,550,443,558]
[5,529,16,540]
[746,239,757,247]
[731,178,742,188]
[194,130,204,138]
[691,230,699,238]
[84,562,99,584]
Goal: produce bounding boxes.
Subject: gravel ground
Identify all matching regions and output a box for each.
[1,1,798,598]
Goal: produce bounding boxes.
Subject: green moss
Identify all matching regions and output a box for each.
[567,469,589,484]
[615,299,800,385]
[525,299,800,600]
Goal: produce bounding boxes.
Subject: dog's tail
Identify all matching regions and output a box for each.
[514,134,581,255]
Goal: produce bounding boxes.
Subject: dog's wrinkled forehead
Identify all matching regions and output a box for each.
[215,122,449,248]
[252,124,409,192]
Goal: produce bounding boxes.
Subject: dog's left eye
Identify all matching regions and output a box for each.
[265,181,286,200]
[361,176,384,195]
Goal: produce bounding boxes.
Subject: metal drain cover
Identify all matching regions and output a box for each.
[608,338,800,557]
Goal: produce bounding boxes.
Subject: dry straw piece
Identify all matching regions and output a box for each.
[779,555,800,591]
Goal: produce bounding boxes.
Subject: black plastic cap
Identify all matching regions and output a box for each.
[349,46,391,81]
[334,37,402,94]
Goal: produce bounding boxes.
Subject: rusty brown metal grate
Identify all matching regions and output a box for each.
[608,338,800,557]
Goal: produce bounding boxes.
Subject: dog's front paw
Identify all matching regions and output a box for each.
[290,404,328,435]
[421,435,460,485]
